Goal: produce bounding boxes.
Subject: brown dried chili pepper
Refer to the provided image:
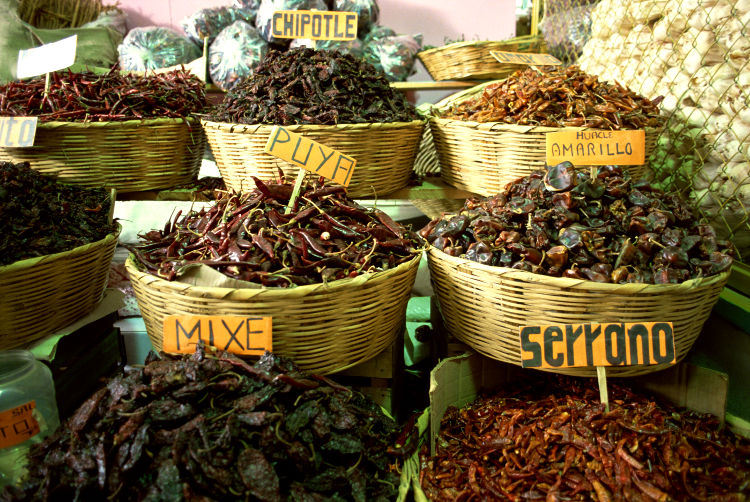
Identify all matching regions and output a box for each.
[419,374,750,501]
[129,176,421,287]
[420,163,734,284]
[440,66,663,131]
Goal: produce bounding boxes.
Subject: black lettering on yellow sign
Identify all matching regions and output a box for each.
[519,322,675,368]
[546,129,645,166]
[271,10,358,41]
[164,315,273,356]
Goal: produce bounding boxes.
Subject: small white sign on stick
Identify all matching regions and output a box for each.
[17,35,78,79]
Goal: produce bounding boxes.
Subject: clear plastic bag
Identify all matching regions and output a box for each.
[333,0,378,37]
[80,8,128,36]
[182,6,256,46]
[233,0,262,9]
[118,26,201,71]
[361,24,395,45]
[255,0,328,44]
[363,33,421,81]
[289,37,363,57]
[209,20,269,91]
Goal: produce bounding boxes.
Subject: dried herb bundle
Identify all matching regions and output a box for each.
[209,48,419,125]
[420,375,750,501]
[130,175,421,286]
[0,69,207,122]
[440,65,663,129]
[420,163,734,284]
[0,161,116,266]
[3,347,402,501]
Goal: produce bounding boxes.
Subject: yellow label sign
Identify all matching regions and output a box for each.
[272,10,358,40]
[0,117,37,147]
[0,401,40,449]
[265,126,356,186]
[490,50,562,66]
[519,322,676,368]
[546,129,646,166]
[163,315,272,356]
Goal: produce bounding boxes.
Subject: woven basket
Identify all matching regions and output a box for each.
[0,226,120,350]
[0,118,205,192]
[427,245,729,377]
[417,36,546,82]
[125,252,423,375]
[411,199,465,220]
[430,81,660,196]
[201,120,424,198]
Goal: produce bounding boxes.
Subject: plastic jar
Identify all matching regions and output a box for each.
[0,350,60,488]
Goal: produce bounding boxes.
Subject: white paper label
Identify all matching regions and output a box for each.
[17,35,77,79]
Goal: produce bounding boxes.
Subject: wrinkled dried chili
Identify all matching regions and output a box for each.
[439,65,663,129]
[0,69,207,122]
[129,175,421,286]
[0,161,116,265]
[2,347,403,501]
[209,48,419,125]
[420,375,750,501]
[420,163,734,283]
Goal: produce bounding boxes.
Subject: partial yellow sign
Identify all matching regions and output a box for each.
[0,401,39,449]
[163,315,272,356]
[272,10,358,41]
[519,322,676,368]
[265,126,356,187]
[546,129,646,166]
[0,117,37,147]
[490,50,562,66]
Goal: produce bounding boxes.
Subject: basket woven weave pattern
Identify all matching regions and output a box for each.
[202,120,424,198]
[427,246,728,377]
[126,252,422,375]
[431,118,658,196]
[0,228,119,350]
[0,118,205,192]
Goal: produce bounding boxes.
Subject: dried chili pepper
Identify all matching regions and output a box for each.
[2,346,403,501]
[209,48,419,125]
[440,66,663,130]
[0,68,206,122]
[0,161,117,265]
[129,176,421,287]
[420,374,750,501]
[421,163,734,284]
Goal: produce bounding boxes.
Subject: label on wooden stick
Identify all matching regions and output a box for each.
[519,322,676,368]
[0,117,37,147]
[272,10,358,40]
[17,35,77,79]
[265,126,356,186]
[546,129,645,166]
[163,315,272,356]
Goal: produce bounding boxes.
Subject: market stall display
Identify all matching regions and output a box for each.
[429,65,663,195]
[422,165,731,376]
[0,69,207,191]
[1,347,406,501]
[126,175,423,374]
[0,161,119,350]
[208,20,268,91]
[203,48,423,198]
[419,368,750,500]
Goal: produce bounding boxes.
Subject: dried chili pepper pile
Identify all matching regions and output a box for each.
[0,161,117,266]
[439,65,662,129]
[0,68,207,122]
[2,347,403,501]
[421,163,734,284]
[209,48,419,125]
[130,176,421,286]
[420,376,750,501]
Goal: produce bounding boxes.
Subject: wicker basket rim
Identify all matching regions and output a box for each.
[22,117,201,129]
[125,249,424,298]
[199,119,425,133]
[0,224,121,274]
[417,36,542,57]
[427,245,731,293]
[429,115,661,134]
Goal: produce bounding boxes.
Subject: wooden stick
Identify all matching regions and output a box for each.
[597,366,609,413]
[108,188,117,225]
[285,169,307,214]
